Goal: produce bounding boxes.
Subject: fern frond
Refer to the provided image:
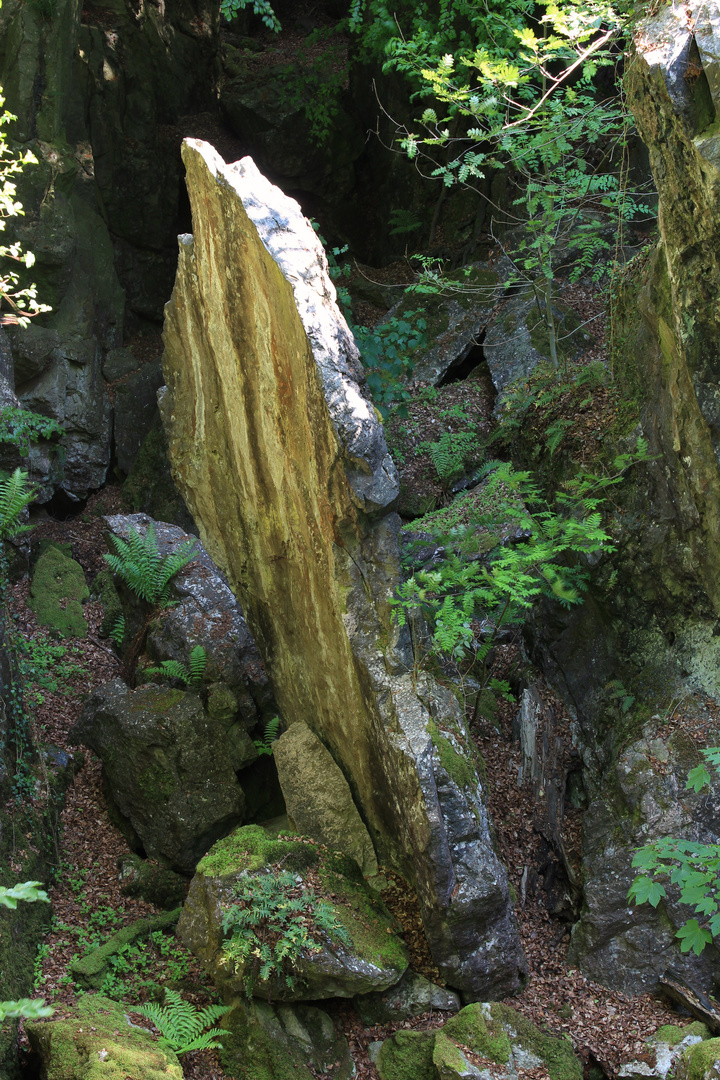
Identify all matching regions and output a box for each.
[188,645,207,686]
[104,523,198,607]
[135,990,228,1055]
[145,659,190,684]
[0,468,35,541]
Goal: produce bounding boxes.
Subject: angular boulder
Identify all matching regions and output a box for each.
[353,970,460,1025]
[70,680,246,874]
[160,139,525,997]
[568,728,720,993]
[28,545,89,638]
[218,997,355,1080]
[272,720,377,876]
[177,824,409,1002]
[104,513,275,727]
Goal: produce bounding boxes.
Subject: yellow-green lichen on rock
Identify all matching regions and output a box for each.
[160,139,525,999]
[26,995,182,1080]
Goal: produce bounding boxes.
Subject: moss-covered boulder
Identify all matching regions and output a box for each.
[118,854,188,909]
[376,1003,582,1080]
[218,997,355,1080]
[70,680,246,874]
[177,824,408,1002]
[28,546,89,638]
[675,1038,720,1080]
[26,995,182,1080]
[619,1022,710,1080]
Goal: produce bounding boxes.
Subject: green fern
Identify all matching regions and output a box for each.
[104,522,198,607]
[110,613,125,648]
[253,715,281,756]
[419,430,480,485]
[145,645,207,688]
[0,468,35,541]
[135,989,229,1055]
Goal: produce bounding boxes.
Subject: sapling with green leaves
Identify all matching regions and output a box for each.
[628,747,720,956]
[394,442,651,708]
[0,880,53,1022]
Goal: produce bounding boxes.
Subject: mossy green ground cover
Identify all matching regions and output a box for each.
[28,544,89,638]
[26,995,182,1080]
[199,824,408,975]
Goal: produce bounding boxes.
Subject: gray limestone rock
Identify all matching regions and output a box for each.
[113,361,165,475]
[70,679,246,874]
[104,513,275,727]
[273,721,378,876]
[354,970,460,1024]
[618,1022,710,1080]
[568,727,720,993]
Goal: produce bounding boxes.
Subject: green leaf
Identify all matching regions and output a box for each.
[627,876,665,908]
[687,764,712,794]
[676,919,713,956]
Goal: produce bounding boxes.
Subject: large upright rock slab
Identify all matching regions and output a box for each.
[160,139,525,998]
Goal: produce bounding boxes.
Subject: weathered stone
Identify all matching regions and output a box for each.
[218,997,355,1080]
[0,369,63,503]
[118,854,188,909]
[353,969,460,1025]
[675,1038,720,1080]
[484,289,593,400]
[376,1003,582,1080]
[618,1023,710,1080]
[568,727,720,994]
[70,680,246,874]
[177,824,408,1002]
[160,141,525,997]
[103,347,140,383]
[104,514,274,726]
[121,417,196,534]
[26,995,182,1080]
[273,721,377,876]
[28,546,89,638]
[113,361,165,476]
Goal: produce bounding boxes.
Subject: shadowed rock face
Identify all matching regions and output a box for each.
[160,139,525,998]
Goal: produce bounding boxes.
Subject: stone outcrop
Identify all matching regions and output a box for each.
[272,720,378,876]
[521,0,720,997]
[104,513,275,728]
[0,0,220,496]
[70,680,246,874]
[568,726,720,992]
[160,139,525,998]
[177,825,409,1002]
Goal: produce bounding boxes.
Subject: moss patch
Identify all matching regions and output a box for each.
[91,567,123,638]
[427,720,478,791]
[377,1030,435,1080]
[444,1003,512,1063]
[28,546,89,638]
[26,995,182,1080]
[655,1022,710,1048]
[679,1038,720,1080]
[197,824,320,878]
[490,1003,582,1080]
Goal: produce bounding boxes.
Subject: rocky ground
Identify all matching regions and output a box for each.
[4,483,697,1079]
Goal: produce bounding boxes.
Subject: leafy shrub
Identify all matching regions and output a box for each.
[354,310,427,417]
[0,407,64,456]
[222,870,351,994]
[629,747,720,956]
